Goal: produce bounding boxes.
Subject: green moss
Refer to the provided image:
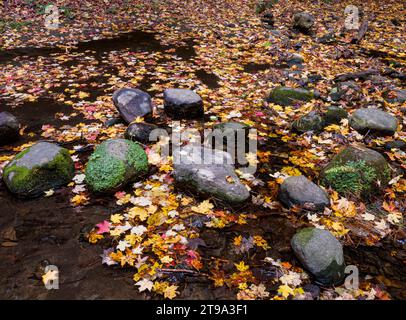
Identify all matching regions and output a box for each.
[316,259,345,286]
[3,147,74,197]
[85,139,148,193]
[323,160,378,196]
[85,155,127,193]
[268,87,314,106]
[126,142,149,174]
[293,227,315,247]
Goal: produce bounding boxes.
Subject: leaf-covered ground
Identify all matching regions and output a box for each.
[0,0,405,300]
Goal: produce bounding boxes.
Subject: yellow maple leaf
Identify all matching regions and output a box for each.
[110,214,124,224]
[88,233,103,244]
[234,261,249,272]
[191,200,214,214]
[233,235,242,246]
[164,285,179,299]
[70,194,89,206]
[160,256,174,264]
[78,91,90,99]
[128,207,149,221]
[277,284,294,298]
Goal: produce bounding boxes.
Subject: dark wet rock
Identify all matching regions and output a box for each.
[306,74,323,84]
[164,89,204,119]
[286,53,304,67]
[317,33,336,44]
[293,12,315,33]
[267,86,314,106]
[321,146,391,197]
[383,89,406,104]
[303,284,320,299]
[261,12,274,28]
[368,75,390,85]
[384,140,406,151]
[256,0,278,15]
[0,112,20,145]
[292,111,324,133]
[3,142,74,198]
[278,175,330,211]
[349,108,398,135]
[112,88,152,123]
[125,122,158,144]
[291,227,345,286]
[85,139,148,193]
[334,69,378,82]
[329,81,362,102]
[104,117,124,127]
[322,106,348,125]
[173,145,250,204]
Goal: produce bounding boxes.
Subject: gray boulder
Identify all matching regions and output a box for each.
[125,122,158,144]
[291,227,345,286]
[3,142,75,198]
[267,86,314,106]
[292,111,324,133]
[278,175,330,211]
[349,108,398,135]
[0,112,20,145]
[293,12,315,32]
[112,88,152,123]
[85,139,148,193]
[173,145,250,204]
[164,89,204,119]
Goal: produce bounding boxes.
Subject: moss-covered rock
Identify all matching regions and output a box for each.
[292,111,324,133]
[85,139,148,193]
[291,227,345,286]
[3,142,74,198]
[321,146,391,197]
[267,86,314,106]
[322,106,348,125]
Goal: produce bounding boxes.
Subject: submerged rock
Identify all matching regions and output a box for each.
[267,86,314,106]
[278,175,330,211]
[322,106,348,125]
[321,146,391,197]
[383,89,406,104]
[85,139,148,193]
[112,88,152,123]
[349,108,398,135]
[292,111,324,133]
[384,140,406,151]
[0,112,20,145]
[286,53,304,67]
[293,12,315,33]
[329,81,361,102]
[173,145,250,204]
[291,227,345,286]
[3,142,74,198]
[125,122,158,144]
[164,89,204,119]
